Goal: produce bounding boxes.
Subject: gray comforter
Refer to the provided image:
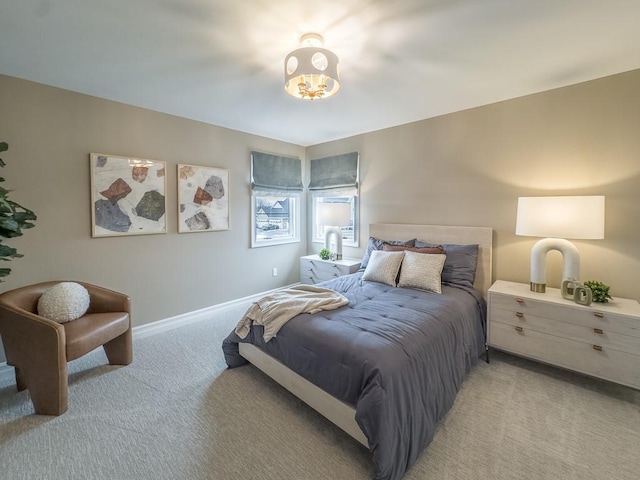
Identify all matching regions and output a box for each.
[223,272,486,480]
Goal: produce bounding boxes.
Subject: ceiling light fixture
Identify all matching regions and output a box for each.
[284,33,340,100]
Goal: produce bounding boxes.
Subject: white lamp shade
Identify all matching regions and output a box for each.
[515,196,605,240]
[316,202,351,227]
[284,34,340,100]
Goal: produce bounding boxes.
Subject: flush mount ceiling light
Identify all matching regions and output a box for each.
[284,33,340,100]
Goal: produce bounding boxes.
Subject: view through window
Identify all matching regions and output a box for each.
[312,195,358,246]
[253,194,299,246]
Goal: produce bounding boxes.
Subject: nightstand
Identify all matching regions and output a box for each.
[300,255,361,285]
[488,280,640,390]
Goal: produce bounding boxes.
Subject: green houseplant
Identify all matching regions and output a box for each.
[318,248,331,260]
[0,141,37,280]
[583,280,612,303]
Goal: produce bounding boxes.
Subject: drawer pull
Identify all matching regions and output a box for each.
[332,264,338,268]
[515,326,523,332]
[515,312,524,318]
[515,297,525,304]
[593,328,604,335]
[592,345,603,352]
[594,312,604,318]
[332,273,338,277]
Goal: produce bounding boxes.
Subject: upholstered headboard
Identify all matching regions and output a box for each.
[369,223,493,299]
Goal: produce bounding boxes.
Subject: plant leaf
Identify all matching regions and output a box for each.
[0,244,19,257]
[0,217,20,231]
[0,140,36,278]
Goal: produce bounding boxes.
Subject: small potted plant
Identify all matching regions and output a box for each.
[318,248,331,260]
[583,280,612,303]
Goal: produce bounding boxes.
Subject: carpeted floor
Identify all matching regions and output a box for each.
[1,303,639,480]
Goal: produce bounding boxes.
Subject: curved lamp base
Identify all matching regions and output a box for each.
[324,226,343,260]
[530,238,580,293]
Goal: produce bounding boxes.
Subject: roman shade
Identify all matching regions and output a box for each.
[309,152,359,191]
[251,151,303,192]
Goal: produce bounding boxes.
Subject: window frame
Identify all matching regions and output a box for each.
[311,192,359,248]
[251,192,301,248]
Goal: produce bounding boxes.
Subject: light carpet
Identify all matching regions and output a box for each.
[1,303,639,480]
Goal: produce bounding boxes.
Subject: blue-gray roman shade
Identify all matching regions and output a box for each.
[309,152,359,191]
[251,151,303,192]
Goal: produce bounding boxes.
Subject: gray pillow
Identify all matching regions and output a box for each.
[415,241,479,288]
[359,237,416,271]
[362,250,405,287]
[397,251,447,294]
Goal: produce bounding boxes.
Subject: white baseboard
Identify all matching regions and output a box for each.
[0,283,298,385]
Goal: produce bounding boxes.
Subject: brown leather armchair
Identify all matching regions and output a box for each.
[0,281,132,415]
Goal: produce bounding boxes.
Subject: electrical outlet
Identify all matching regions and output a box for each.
[272,267,278,277]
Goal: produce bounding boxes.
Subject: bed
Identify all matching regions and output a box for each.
[223,223,493,480]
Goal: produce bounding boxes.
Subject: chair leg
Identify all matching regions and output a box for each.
[15,366,27,391]
[27,362,69,416]
[103,329,132,365]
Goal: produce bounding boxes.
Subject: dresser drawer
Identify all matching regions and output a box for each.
[490,308,640,356]
[299,255,361,285]
[299,268,342,284]
[490,292,640,338]
[301,258,352,276]
[490,320,640,389]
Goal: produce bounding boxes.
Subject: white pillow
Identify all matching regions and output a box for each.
[362,250,405,287]
[37,282,91,323]
[398,251,447,293]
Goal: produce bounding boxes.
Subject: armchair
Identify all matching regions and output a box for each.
[0,281,132,415]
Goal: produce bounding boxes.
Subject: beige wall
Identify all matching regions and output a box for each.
[307,69,640,302]
[0,74,306,336]
[1,69,639,365]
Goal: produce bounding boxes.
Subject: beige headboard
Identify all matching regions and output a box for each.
[369,223,493,299]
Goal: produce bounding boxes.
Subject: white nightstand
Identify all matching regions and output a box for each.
[300,255,361,285]
[488,280,640,390]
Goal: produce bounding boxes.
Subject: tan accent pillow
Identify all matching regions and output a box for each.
[362,250,405,287]
[398,250,447,294]
[383,243,445,255]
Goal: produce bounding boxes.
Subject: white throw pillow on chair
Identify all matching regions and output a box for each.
[37,282,90,323]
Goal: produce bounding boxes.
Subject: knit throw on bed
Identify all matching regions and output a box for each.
[234,285,349,342]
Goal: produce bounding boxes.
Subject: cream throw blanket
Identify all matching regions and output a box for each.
[235,285,349,342]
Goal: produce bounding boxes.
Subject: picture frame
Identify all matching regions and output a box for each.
[177,164,229,233]
[90,153,167,237]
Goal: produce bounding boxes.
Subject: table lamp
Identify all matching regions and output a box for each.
[515,195,605,293]
[317,202,351,260]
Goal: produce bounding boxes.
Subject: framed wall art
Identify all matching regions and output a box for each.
[177,164,229,233]
[90,153,167,237]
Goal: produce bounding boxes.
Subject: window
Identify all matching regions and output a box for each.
[312,195,358,246]
[309,152,359,247]
[252,193,299,246]
[251,151,302,247]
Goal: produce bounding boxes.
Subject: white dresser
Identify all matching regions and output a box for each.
[299,255,361,285]
[488,280,640,390]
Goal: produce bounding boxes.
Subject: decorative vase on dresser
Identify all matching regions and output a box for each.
[299,255,361,285]
[488,280,640,390]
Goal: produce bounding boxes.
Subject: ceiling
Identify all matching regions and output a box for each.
[2,0,640,147]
